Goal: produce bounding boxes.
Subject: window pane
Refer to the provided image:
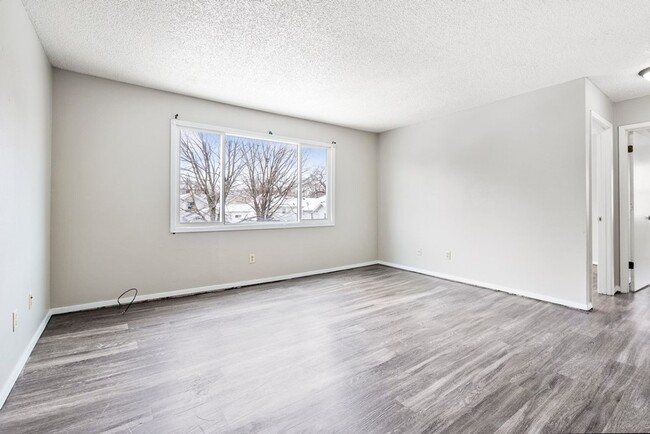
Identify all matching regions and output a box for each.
[224,135,299,224]
[178,129,221,223]
[301,146,328,220]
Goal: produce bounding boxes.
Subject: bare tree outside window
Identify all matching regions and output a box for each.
[302,166,327,198]
[225,136,299,223]
[179,130,243,222]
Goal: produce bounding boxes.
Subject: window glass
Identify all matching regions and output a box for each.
[178,129,221,223]
[224,135,299,224]
[301,146,328,220]
[171,122,334,232]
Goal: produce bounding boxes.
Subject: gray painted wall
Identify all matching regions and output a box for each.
[0,0,52,406]
[378,79,590,307]
[615,94,650,127]
[51,70,378,307]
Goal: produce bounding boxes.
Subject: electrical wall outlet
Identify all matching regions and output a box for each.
[29,293,33,310]
[445,251,452,260]
[249,253,256,264]
[416,248,423,256]
[12,310,18,332]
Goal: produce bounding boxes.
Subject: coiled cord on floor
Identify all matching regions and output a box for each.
[117,288,138,315]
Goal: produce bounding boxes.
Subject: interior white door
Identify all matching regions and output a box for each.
[593,132,606,293]
[632,131,650,291]
[591,113,614,296]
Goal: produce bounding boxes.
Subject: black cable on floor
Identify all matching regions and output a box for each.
[117,288,138,315]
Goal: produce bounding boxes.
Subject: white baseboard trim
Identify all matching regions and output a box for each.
[50,261,380,315]
[378,260,592,311]
[0,310,52,410]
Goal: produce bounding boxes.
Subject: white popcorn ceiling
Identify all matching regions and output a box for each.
[21,0,650,132]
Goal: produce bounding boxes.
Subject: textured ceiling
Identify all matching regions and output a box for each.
[21,0,650,132]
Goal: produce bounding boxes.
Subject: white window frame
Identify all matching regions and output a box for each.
[170,119,335,233]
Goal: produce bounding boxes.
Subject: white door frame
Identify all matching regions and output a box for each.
[588,111,615,297]
[619,120,650,293]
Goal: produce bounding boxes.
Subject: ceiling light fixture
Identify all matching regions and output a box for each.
[639,67,650,81]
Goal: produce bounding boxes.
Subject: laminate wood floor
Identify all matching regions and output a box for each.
[1,265,649,433]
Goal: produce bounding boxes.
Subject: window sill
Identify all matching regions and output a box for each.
[171,221,335,234]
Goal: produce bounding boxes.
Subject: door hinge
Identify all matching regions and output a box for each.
[628,145,634,153]
[629,261,635,270]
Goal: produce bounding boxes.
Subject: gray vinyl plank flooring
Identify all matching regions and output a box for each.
[1,265,649,433]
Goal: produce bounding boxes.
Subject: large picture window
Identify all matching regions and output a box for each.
[171,120,334,232]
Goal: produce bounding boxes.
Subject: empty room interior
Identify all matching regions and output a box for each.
[3,0,650,432]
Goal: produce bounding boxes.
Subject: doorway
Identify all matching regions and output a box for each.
[590,112,614,297]
[619,121,650,293]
